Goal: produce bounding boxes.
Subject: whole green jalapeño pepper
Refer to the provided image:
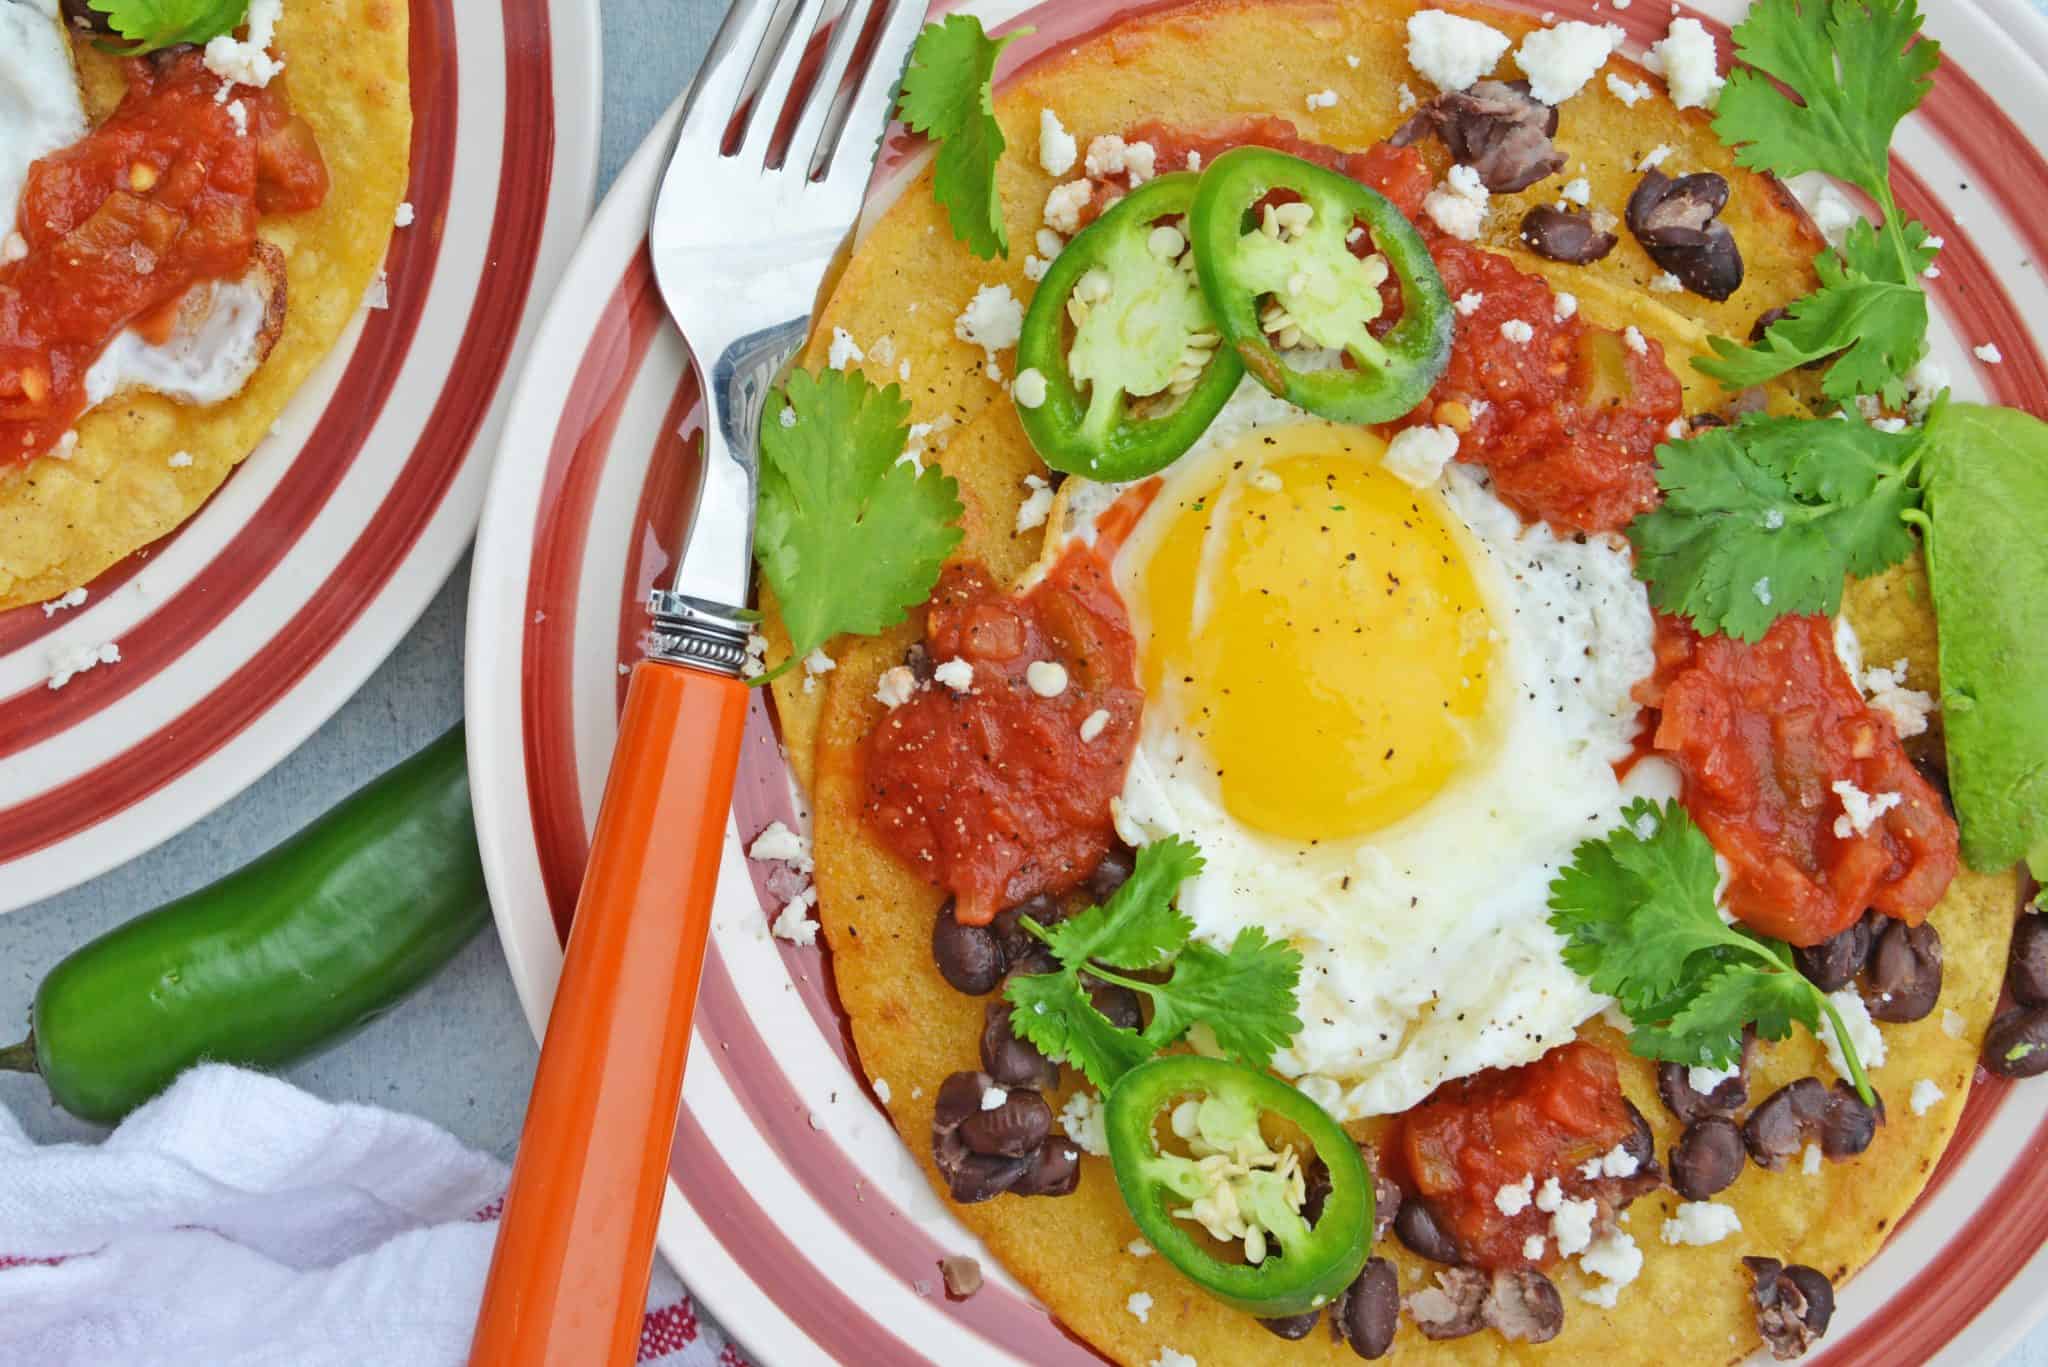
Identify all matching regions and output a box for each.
[1106,1054,1372,1317]
[1189,146,1453,424]
[1014,172,1246,480]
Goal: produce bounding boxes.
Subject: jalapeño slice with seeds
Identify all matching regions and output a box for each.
[1189,147,1453,424]
[1106,1054,1372,1317]
[1014,172,1245,480]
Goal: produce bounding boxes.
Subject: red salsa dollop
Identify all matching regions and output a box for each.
[1411,240,1683,535]
[1,49,329,466]
[862,548,1144,926]
[1638,613,1958,947]
[1388,1042,1642,1271]
[1079,121,1682,536]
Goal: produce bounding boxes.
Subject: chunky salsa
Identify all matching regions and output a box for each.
[1639,613,1959,947]
[1,50,328,467]
[1409,239,1682,535]
[862,546,1145,927]
[1388,1042,1642,1271]
[1076,120,1681,535]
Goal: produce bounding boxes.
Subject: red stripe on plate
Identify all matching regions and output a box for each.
[519,248,670,936]
[0,0,561,863]
[668,1107,939,1367]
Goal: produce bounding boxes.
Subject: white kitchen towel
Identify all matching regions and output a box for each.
[0,1064,750,1367]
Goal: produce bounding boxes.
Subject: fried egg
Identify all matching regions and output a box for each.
[1051,383,1674,1119]
[0,0,87,228]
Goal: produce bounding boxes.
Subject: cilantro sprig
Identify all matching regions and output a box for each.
[896,15,1023,260]
[87,0,249,54]
[1627,410,1927,639]
[1698,0,1941,404]
[1004,837,1304,1091]
[753,368,963,682]
[1549,799,1876,1105]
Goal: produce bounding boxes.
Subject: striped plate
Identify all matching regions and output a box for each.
[467,1,2048,1361]
[0,0,601,912]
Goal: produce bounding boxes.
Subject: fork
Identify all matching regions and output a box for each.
[468,1,925,1360]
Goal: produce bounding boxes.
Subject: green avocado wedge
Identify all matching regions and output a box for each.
[1919,400,2048,881]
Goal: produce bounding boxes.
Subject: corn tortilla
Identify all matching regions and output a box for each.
[0,0,411,611]
[776,2,2021,1361]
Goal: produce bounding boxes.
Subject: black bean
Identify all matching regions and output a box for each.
[933,1070,990,1130]
[1371,1169,1403,1244]
[1744,1077,1830,1169]
[1481,1268,1564,1344]
[931,1071,1031,1202]
[903,641,935,683]
[1672,1115,1747,1199]
[1984,1006,2048,1078]
[938,1141,1032,1203]
[1010,1140,1081,1197]
[932,901,1003,995]
[1657,1041,1751,1125]
[1303,1155,1333,1225]
[980,1002,1060,1090]
[1621,1100,1660,1175]
[1394,1196,1461,1264]
[1393,81,1565,193]
[1818,1081,1882,1160]
[1519,206,1619,264]
[57,0,116,33]
[1746,1256,1835,1360]
[1406,1265,1488,1340]
[1257,1309,1321,1341]
[1627,170,1745,300]
[959,1088,1053,1157]
[1793,913,1876,993]
[991,895,1058,971]
[1867,920,1942,1023]
[1086,844,1137,901]
[1336,1258,1401,1358]
[2010,915,2048,1007]
[1084,976,1144,1032]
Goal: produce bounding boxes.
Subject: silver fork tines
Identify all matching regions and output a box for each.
[647,0,925,661]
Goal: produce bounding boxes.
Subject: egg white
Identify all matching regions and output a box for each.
[0,0,87,229]
[1056,382,1675,1120]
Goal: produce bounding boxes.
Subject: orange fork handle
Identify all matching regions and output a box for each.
[470,659,748,1367]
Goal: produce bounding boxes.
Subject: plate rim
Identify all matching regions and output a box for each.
[466,1,2048,1362]
[0,0,605,913]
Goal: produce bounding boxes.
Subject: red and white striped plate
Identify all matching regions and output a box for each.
[468,1,2048,1360]
[0,0,600,912]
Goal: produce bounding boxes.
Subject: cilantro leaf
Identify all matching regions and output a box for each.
[1005,836,1303,1089]
[1631,964,1821,1068]
[1714,0,1938,205]
[1548,800,1876,1102]
[1006,971,1152,1090]
[1697,219,1938,405]
[1034,836,1203,972]
[1137,927,1304,1069]
[89,0,248,52]
[1626,413,1925,640]
[1549,800,1745,1012]
[753,367,963,681]
[896,15,1021,260]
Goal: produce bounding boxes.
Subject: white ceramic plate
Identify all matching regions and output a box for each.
[467,1,2048,1361]
[0,0,601,912]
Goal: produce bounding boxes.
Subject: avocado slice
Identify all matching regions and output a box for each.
[1919,401,2048,879]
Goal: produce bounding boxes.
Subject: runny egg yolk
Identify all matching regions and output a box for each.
[1134,423,1497,843]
